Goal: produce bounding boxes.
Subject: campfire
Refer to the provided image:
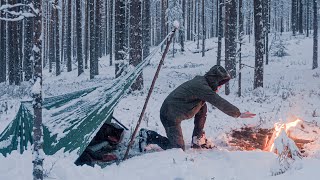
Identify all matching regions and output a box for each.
[228,118,319,156]
[228,118,319,175]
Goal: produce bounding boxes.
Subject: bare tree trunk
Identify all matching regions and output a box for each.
[265,0,270,65]
[24,0,33,81]
[254,0,264,88]
[216,0,223,65]
[130,0,143,90]
[0,3,6,83]
[307,0,310,37]
[32,1,43,179]
[299,0,303,34]
[76,0,83,76]
[225,0,237,95]
[109,0,113,66]
[66,0,72,71]
[142,0,151,59]
[187,0,191,40]
[161,0,167,51]
[84,0,89,69]
[55,2,60,76]
[89,0,96,79]
[115,0,126,78]
[313,0,318,69]
[202,0,205,57]
[238,0,244,39]
[292,0,297,36]
[180,0,185,52]
[197,0,200,49]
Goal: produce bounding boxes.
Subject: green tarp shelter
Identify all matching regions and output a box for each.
[0,45,160,160]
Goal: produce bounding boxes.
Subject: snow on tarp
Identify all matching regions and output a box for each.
[0,39,165,161]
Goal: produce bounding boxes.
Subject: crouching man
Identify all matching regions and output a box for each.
[139,65,255,151]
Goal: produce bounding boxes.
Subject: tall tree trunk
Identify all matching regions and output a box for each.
[202,0,205,57]
[130,0,143,90]
[49,5,54,73]
[23,2,33,81]
[254,0,264,89]
[161,0,167,50]
[89,0,96,79]
[197,0,200,49]
[32,1,43,179]
[109,0,113,66]
[238,0,244,39]
[292,0,297,35]
[0,25,5,82]
[115,0,126,78]
[313,0,318,69]
[187,0,191,40]
[76,0,83,76]
[84,0,89,69]
[299,0,303,34]
[180,0,186,52]
[142,0,151,59]
[94,0,100,75]
[66,0,72,72]
[8,20,14,85]
[265,0,270,65]
[216,0,223,65]
[0,0,6,83]
[225,0,237,95]
[307,0,310,37]
[55,3,60,76]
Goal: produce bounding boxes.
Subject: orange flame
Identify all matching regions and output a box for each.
[265,119,302,152]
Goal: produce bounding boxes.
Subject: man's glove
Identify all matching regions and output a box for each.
[239,112,256,118]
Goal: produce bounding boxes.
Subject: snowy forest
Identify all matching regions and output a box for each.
[0,0,320,180]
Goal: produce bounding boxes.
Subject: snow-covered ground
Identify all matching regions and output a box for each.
[1,33,320,179]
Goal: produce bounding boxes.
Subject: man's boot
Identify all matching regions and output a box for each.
[191,131,215,149]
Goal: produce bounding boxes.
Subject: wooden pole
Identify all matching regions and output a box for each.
[123,27,178,161]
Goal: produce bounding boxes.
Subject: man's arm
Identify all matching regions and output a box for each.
[197,86,241,118]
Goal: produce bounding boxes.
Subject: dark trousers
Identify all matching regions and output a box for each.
[148,103,207,150]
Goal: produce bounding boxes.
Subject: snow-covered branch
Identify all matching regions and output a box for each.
[0,3,37,21]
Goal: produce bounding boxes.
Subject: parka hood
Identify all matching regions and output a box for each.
[204,65,231,91]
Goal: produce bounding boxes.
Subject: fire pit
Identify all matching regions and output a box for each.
[228,119,320,175]
[228,119,319,156]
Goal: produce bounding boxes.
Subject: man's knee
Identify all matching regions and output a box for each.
[165,126,185,150]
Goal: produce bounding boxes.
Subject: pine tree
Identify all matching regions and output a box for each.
[292,0,297,36]
[32,1,44,179]
[0,0,6,83]
[142,0,151,59]
[216,0,223,65]
[94,0,100,75]
[130,0,143,90]
[89,0,96,79]
[54,2,60,76]
[66,0,72,72]
[254,0,264,88]
[312,0,318,69]
[225,0,237,95]
[76,0,83,76]
[202,0,205,57]
[180,0,185,52]
[84,0,89,69]
[298,0,303,34]
[115,0,126,78]
[225,0,237,78]
[109,0,114,66]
